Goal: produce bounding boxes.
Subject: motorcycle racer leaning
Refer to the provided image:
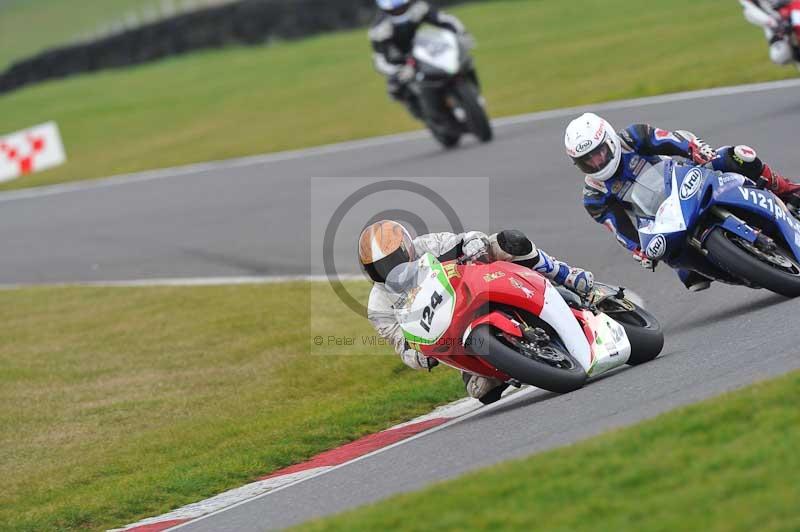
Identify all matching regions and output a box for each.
[564,113,800,291]
[369,0,468,120]
[739,0,800,67]
[359,220,594,403]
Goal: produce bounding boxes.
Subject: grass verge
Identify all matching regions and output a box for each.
[0,0,795,191]
[0,281,463,531]
[0,0,148,70]
[298,371,800,532]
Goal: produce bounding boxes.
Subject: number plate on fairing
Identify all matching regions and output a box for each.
[395,254,456,345]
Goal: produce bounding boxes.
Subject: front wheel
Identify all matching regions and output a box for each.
[452,81,493,142]
[469,325,587,394]
[705,227,800,297]
[429,126,461,149]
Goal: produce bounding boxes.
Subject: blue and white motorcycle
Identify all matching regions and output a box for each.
[633,160,800,297]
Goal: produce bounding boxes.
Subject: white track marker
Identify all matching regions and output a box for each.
[168,385,539,531]
[114,386,535,531]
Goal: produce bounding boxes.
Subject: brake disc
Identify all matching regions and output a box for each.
[735,236,796,271]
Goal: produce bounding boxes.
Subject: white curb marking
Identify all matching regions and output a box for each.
[169,385,539,531]
[113,386,534,531]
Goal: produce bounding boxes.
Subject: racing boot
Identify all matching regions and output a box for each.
[760,163,800,202]
[462,372,508,405]
[733,145,800,204]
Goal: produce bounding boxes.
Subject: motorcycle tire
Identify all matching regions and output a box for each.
[452,81,493,143]
[469,325,587,394]
[430,127,461,149]
[705,227,800,298]
[609,303,664,365]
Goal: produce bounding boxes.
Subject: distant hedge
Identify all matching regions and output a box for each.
[0,0,472,95]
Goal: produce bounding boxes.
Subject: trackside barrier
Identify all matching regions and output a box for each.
[0,0,475,95]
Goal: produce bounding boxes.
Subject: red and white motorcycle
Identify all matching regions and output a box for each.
[741,0,800,70]
[387,253,664,403]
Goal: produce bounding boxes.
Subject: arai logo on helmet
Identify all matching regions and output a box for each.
[576,140,594,153]
[679,168,704,200]
[645,234,667,260]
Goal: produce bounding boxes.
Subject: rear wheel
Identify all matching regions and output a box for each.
[452,81,493,142]
[469,325,587,394]
[705,227,800,297]
[606,303,664,365]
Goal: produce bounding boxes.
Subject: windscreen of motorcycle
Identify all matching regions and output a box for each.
[387,253,456,345]
[412,28,460,75]
[630,161,669,218]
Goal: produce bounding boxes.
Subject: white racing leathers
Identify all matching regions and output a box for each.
[367,231,586,384]
[739,0,796,65]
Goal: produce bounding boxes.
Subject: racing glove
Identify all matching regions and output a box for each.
[462,235,489,261]
[633,248,657,270]
[401,347,439,370]
[688,138,716,166]
[564,268,594,295]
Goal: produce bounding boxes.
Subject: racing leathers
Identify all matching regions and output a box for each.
[366,230,593,399]
[582,123,800,289]
[368,1,466,119]
[739,0,800,66]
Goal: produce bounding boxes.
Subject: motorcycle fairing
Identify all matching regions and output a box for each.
[637,163,690,262]
[538,281,594,372]
[458,269,600,374]
[711,183,800,260]
[413,28,460,75]
[638,162,800,268]
[395,258,637,381]
[572,309,632,376]
[394,253,457,346]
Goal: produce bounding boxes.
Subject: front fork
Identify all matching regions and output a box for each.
[690,206,774,255]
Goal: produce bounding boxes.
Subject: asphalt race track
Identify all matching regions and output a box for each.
[3,81,800,530]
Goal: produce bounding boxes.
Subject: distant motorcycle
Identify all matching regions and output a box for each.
[409,28,493,148]
[386,253,664,403]
[741,0,800,71]
[633,159,800,297]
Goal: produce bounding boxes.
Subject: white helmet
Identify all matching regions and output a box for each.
[564,113,622,182]
[375,0,413,16]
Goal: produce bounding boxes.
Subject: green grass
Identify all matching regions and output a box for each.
[0,0,150,69]
[0,281,465,531]
[0,0,795,191]
[299,371,800,532]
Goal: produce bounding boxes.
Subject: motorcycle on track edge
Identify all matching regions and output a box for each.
[387,253,664,403]
[407,28,493,148]
[633,160,800,297]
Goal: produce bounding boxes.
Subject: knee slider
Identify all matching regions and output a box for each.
[734,145,758,163]
[725,145,763,179]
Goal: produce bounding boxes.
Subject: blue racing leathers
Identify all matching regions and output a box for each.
[582,124,770,288]
[583,124,767,251]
